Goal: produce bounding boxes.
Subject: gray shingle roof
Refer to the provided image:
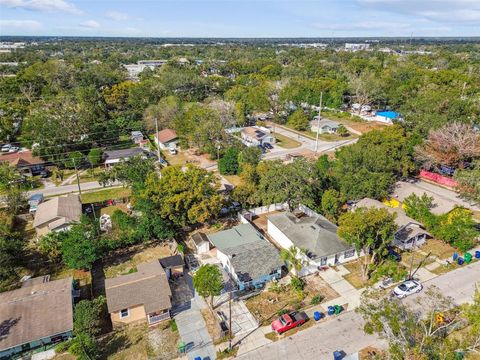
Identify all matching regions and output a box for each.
[103,148,145,162]
[268,211,352,259]
[33,194,82,229]
[207,223,284,282]
[105,260,172,314]
[0,277,73,351]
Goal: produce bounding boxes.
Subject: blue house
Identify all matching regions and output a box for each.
[207,223,284,291]
[0,276,74,359]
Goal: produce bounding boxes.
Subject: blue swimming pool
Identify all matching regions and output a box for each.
[376,111,399,119]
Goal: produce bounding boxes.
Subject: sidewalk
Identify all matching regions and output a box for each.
[318,265,363,309]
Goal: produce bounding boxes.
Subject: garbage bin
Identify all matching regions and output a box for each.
[334,305,342,315]
[178,342,186,353]
[475,251,480,259]
[465,253,472,264]
[453,252,459,261]
[333,350,345,360]
[328,306,335,316]
[457,257,464,266]
[314,311,323,321]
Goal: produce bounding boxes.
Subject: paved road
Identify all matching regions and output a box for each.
[236,311,383,360]
[237,260,480,360]
[26,181,120,198]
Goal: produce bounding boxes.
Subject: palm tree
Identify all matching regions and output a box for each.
[280,246,309,276]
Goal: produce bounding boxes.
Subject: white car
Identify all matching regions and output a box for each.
[393,280,423,299]
[169,148,177,155]
[8,146,19,153]
[1,144,11,152]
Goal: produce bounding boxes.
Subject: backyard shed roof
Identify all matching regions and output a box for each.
[0,277,73,352]
[155,129,178,143]
[33,194,82,228]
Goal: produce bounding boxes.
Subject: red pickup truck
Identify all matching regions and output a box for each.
[271,311,308,334]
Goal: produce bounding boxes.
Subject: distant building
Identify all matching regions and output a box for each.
[0,150,46,177]
[154,129,178,150]
[207,223,284,291]
[33,194,82,237]
[103,148,146,167]
[0,276,74,359]
[241,126,275,147]
[310,119,340,134]
[130,131,144,144]
[345,43,370,52]
[267,205,357,276]
[123,60,168,79]
[105,260,172,327]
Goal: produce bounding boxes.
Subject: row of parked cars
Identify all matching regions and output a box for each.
[257,142,273,153]
[1,143,20,153]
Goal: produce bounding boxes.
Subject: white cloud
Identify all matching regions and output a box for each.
[79,20,100,29]
[0,19,42,31]
[0,0,82,15]
[105,10,129,21]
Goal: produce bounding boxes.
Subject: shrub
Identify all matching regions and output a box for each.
[290,276,305,291]
[310,295,324,305]
[170,319,178,332]
[277,309,289,316]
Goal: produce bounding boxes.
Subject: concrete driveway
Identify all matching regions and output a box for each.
[216,300,258,337]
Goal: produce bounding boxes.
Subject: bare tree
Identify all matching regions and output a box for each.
[415,122,480,168]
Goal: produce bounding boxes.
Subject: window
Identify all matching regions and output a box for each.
[320,257,328,266]
[120,309,129,318]
[344,249,355,259]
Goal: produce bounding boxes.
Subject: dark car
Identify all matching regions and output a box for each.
[263,142,273,150]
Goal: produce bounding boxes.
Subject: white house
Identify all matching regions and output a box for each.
[190,232,210,254]
[154,129,179,150]
[240,126,275,147]
[355,198,429,250]
[310,119,340,134]
[267,205,357,276]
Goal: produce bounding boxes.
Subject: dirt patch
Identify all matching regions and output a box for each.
[400,250,436,269]
[245,275,338,325]
[103,243,173,279]
[420,239,457,260]
[342,260,368,289]
[98,322,179,360]
[101,204,129,216]
[201,308,223,341]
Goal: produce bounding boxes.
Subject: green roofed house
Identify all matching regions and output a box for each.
[207,223,284,291]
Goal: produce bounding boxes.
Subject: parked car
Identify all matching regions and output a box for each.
[393,280,422,299]
[271,311,308,334]
[263,142,273,150]
[1,144,11,152]
[8,146,19,153]
[28,193,44,214]
[169,147,177,155]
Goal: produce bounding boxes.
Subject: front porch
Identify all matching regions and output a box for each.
[147,310,170,325]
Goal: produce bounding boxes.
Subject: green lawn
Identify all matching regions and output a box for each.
[81,187,132,204]
[274,133,302,149]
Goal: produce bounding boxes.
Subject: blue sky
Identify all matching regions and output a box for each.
[0,0,479,37]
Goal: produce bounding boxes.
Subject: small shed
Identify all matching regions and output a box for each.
[190,232,210,254]
[160,255,184,278]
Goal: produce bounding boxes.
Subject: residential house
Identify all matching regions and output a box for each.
[105,260,172,328]
[154,129,179,150]
[207,223,284,291]
[355,198,429,250]
[267,205,357,276]
[0,150,46,176]
[190,232,210,254]
[103,148,146,167]
[33,194,82,237]
[240,126,275,147]
[345,43,370,51]
[310,119,340,134]
[0,276,74,359]
[159,255,184,279]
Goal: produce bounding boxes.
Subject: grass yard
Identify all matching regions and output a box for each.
[274,133,302,149]
[201,308,223,342]
[400,250,436,269]
[81,187,132,204]
[101,204,129,216]
[222,174,243,187]
[103,244,173,279]
[163,150,190,166]
[244,275,338,325]
[420,239,458,260]
[97,322,180,360]
[317,132,358,142]
[343,261,369,289]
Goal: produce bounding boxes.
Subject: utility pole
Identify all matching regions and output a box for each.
[72,157,82,197]
[314,92,323,153]
[154,117,162,165]
[228,291,232,350]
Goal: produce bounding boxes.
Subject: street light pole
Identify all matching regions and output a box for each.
[154,117,162,164]
[314,92,323,153]
[72,157,82,197]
